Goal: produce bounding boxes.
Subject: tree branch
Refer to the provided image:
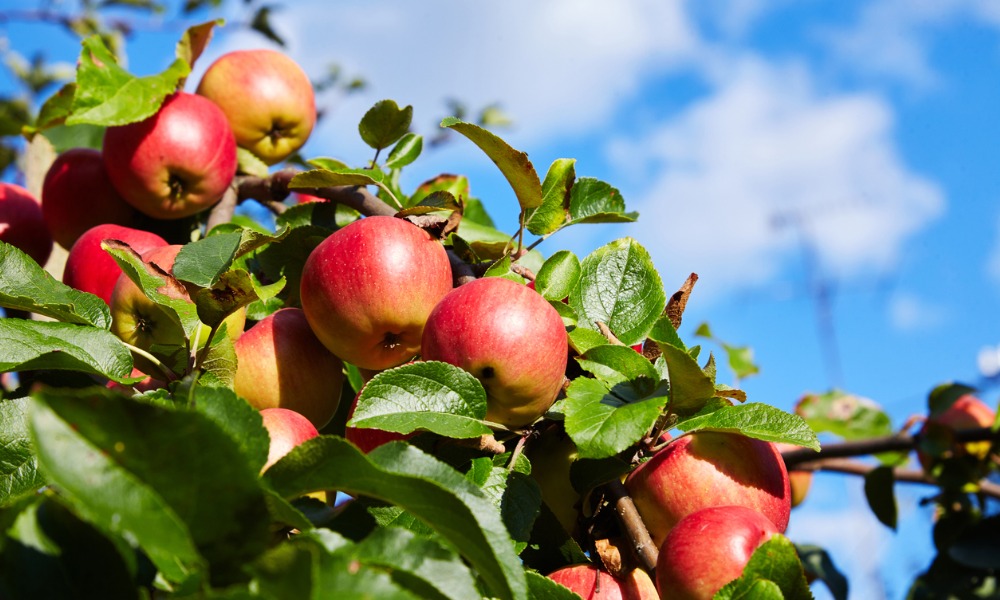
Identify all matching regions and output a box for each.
[795,457,1000,500]
[781,427,999,467]
[605,480,658,572]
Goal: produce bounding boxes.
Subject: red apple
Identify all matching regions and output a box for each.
[295,192,325,204]
[421,276,568,428]
[624,431,790,547]
[102,92,237,219]
[105,366,165,394]
[655,505,779,600]
[259,407,319,472]
[196,49,316,165]
[344,391,413,453]
[63,224,167,305]
[41,148,139,250]
[299,216,453,371]
[234,307,344,429]
[918,394,996,470]
[0,182,52,266]
[547,564,657,600]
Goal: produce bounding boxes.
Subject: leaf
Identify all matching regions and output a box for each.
[264,438,528,600]
[396,191,461,217]
[174,227,289,288]
[349,362,492,439]
[677,403,820,451]
[647,314,686,351]
[948,514,1000,569]
[190,385,269,474]
[863,466,897,530]
[562,378,666,459]
[658,343,716,416]
[795,545,848,600]
[570,238,665,347]
[236,147,270,178]
[386,132,423,169]
[0,319,134,382]
[67,36,189,127]
[469,460,542,551]
[290,167,385,191]
[527,159,574,236]
[0,398,46,506]
[442,117,542,211]
[250,5,285,46]
[534,250,580,302]
[31,82,76,131]
[715,535,813,600]
[526,570,583,600]
[567,178,636,224]
[0,241,110,328]
[928,382,979,418]
[175,20,220,71]
[360,99,413,151]
[794,390,893,441]
[576,344,661,402]
[411,174,471,206]
[30,388,272,586]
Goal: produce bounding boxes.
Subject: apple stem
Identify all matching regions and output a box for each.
[121,341,178,382]
[507,432,530,470]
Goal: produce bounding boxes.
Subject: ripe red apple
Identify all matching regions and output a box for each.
[41,148,139,250]
[294,192,325,204]
[624,431,790,547]
[109,244,246,370]
[344,391,413,453]
[196,49,316,165]
[547,564,657,599]
[63,224,168,305]
[299,216,453,371]
[918,394,996,470]
[106,366,165,394]
[259,407,319,472]
[234,308,344,429]
[0,182,52,266]
[102,92,237,220]
[655,505,779,600]
[421,276,568,428]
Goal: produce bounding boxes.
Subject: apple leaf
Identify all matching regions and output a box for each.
[567,178,637,225]
[568,328,612,355]
[534,250,580,302]
[174,226,289,288]
[948,514,1000,570]
[570,238,666,347]
[189,385,269,474]
[863,466,898,530]
[264,438,528,600]
[562,378,667,459]
[396,190,461,217]
[0,318,134,382]
[0,397,46,506]
[658,342,717,416]
[484,255,526,283]
[386,132,423,169]
[576,344,662,402]
[0,241,111,328]
[359,99,413,151]
[676,403,821,451]
[236,146,270,178]
[467,458,542,552]
[442,117,542,211]
[794,390,893,442]
[714,535,813,600]
[795,545,849,600]
[548,300,578,328]
[526,159,575,236]
[648,314,686,351]
[349,361,492,439]
[67,35,189,127]
[526,570,583,600]
[411,174,471,207]
[29,82,76,132]
[30,387,272,587]
[175,19,220,72]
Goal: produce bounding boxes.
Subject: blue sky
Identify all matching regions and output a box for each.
[3,1,1000,597]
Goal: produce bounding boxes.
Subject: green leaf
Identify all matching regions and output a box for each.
[659,342,716,416]
[715,535,813,600]
[30,388,272,586]
[567,329,612,355]
[396,191,461,217]
[0,241,111,328]
[198,323,238,388]
[562,378,666,459]
[576,344,661,402]
[175,20,220,72]
[360,99,413,151]
[289,168,398,206]
[31,82,76,131]
[174,227,289,288]
[67,36,188,127]
[349,361,492,439]
[410,174,471,207]
[469,460,542,552]
[442,117,542,211]
[534,251,580,301]
[306,156,350,171]
[0,398,46,506]
[567,177,637,224]
[0,319,134,382]
[647,314,686,351]
[863,466,897,530]
[676,403,821,451]
[236,147,270,177]
[386,132,423,169]
[249,5,285,46]
[795,390,893,441]
[928,382,979,418]
[795,545,848,600]
[190,385,269,473]
[527,159,574,236]
[948,514,1000,570]
[570,238,665,347]
[526,570,583,600]
[264,438,528,600]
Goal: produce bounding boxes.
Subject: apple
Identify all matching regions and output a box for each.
[918,394,996,470]
[655,505,779,600]
[109,244,246,372]
[624,431,790,547]
[547,564,657,600]
[63,224,168,306]
[294,192,325,204]
[299,215,453,371]
[344,391,413,453]
[421,276,568,428]
[41,148,139,250]
[106,366,165,394]
[234,307,344,429]
[102,92,237,220]
[776,443,813,508]
[0,182,52,266]
[196,49,316,165]
[259,407,319,472]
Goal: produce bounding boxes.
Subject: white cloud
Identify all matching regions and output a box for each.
[612,57,944,299]
[888,292,948,331]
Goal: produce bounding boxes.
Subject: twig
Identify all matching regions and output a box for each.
[781,427,999,467]
[605,480,658,572]
[795,457,1000,500]
[447,248,477,287]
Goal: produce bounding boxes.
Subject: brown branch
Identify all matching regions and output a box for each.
[205,184,239,232]
[447,248,477,287]
[796,457,1000,500]
[605,480,658,572]
[232,168,397,219]
[781,427,999,467]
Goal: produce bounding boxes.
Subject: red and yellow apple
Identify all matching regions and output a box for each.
[776,442,813,508]
[259,407,320,472]
[234,307,344,429]
[63,224,168,306]
[918,394,996,470]
[0,182,52,266]
[421,276,568,428]
[344,391,413,453]
[547,564,657,600]
[299,216,452,371]
[196,49,316,165]
[624,431,790,547]
[102,92,237,220]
